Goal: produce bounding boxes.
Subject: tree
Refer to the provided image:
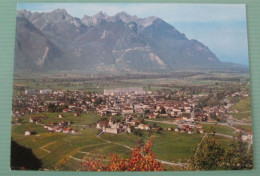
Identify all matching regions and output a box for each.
[188,128,225,170]
[131,128,143,137]
[160,106,166,114]
[82,139,163,171]
[223,133,253,170]
[210,112,218,120]
[94,97,103,106]
[74,108,82,113]
[216,92,225,101]
[97,117,108,123]
[144,109,150,114]
[208,98,219,107]
[140,118,145,124]
[152,123,157,128]
[136,139,145,148]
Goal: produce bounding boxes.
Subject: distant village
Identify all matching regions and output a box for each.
[12,86,252,142]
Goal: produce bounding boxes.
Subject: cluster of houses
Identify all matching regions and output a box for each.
[43,121,75,134]
[171,111,204,134]
[231,91,249,98]
[29,115,47,124]
[241,132,253,142]
[95,114,206,135]
[25,89,52,95]
[96,111,206,135]
[95,93,195,119]
[104,87,145,96]
[96,115,156,134]
[96,118,131,134]
[12,89,92,116]
[175,121,204,134]
[25,114,75,135]
[13,87,252,139]
[25,120,75,136]
[235,129,253,142]
[13,87,239,124]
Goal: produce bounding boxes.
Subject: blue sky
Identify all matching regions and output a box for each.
[17,3,249,66]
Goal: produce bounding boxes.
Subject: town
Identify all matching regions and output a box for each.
[10,71,253,171]
[12,86,252,142]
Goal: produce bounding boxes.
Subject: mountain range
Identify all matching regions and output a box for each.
[14,9,247,73]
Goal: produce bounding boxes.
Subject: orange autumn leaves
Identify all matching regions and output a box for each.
[82,139,163,171]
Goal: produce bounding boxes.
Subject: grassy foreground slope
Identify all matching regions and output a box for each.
[11,112,234,170]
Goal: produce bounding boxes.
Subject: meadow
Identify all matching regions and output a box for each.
[11,111,236,171]
[229,97,252,122]
[201,124,235,136]
[13,71,250,95]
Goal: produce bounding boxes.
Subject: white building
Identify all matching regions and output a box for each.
[122,108,134,115]
[40,89,52,94]
[25,89,37,95]
[104,87,145,96]
[24,131,31,136]
[96,118,131,134]
[136,124,150,130]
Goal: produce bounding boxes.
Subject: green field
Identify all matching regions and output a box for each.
[230,112,252,121]
[101,133,141,148]
[233,124,253,133]
[202,124,235,136]
[230,97,252,122]
[231,97,251,112]
[99,131,202,163]
[11,109,240,171]
[152,132,202,162]
[14,71,247,94]
[13,80,104,93]
[12,112,213,170]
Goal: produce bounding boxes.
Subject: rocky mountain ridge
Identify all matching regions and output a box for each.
[15,9,247,73]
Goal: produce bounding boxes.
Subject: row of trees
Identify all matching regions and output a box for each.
[188,131,253,170]
[47,104,68,112]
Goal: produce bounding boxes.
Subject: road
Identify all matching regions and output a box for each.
[146,118,251,127]
[215,133,233,139]
[200,121,250,135]
[200,121,251,127]
[145,119,176,125]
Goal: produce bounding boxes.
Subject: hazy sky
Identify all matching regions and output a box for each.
[17,3,249,66]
